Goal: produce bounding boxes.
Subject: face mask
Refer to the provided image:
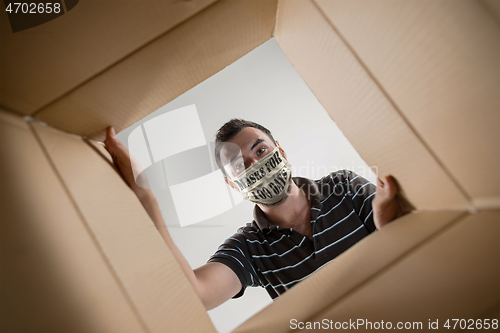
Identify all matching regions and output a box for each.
[229,146,292,205]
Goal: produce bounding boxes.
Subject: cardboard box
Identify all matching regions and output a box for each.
[1,0,498,331]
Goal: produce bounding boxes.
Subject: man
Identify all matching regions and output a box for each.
[104,119,407,310]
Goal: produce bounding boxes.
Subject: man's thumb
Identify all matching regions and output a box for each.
[108,126,117,138]
[384,175,398,198]
[105,126,118,144]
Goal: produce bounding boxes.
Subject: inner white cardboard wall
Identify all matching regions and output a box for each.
[117,39,377,333]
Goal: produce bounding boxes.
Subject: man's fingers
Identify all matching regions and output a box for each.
[377,177,384,188]
[105,127,115,144]
[104,126,121,154]
[375,175,398,200]
[106,126,116,137]
[383,175,398,198]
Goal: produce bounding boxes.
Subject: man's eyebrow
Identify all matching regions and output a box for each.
[251,138,264,151]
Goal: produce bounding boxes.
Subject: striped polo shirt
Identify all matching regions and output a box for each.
[207,170,377,300]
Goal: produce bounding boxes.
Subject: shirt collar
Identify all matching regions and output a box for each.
[253,176,330,233]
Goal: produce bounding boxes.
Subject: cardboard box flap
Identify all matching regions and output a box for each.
[314,0,500,208]
[234,210,464,333]
[274,0,470,210]
[481,0,500,24]
[30,122,216,332]
[306,211,499,331]
[236,211,499,332]
[0,0,217,115]
[31,0,278,140]
[0,110,146,332]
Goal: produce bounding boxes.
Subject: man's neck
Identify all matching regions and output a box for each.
[258,181,311,229]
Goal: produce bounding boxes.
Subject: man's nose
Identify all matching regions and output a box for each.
[246,156,259,169]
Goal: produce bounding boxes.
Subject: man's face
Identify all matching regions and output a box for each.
[220,127,278,179]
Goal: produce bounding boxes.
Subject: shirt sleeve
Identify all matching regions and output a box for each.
[344,170,377,232]
[207,231,262,299]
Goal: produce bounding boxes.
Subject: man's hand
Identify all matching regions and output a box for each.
[372,175,410,229]
[103,126,149,198]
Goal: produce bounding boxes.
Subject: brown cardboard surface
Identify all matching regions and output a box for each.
[481,0,500,24]
[0,111,145,332]
[274,0,470,210]
[0,0,217,114]
[305,211,500,332]
[234,210,465,333]
[314,0,500,208]
[85,138,114,165]
[30,122,216,332]
[33,0,278,140]
[474,303,499,333]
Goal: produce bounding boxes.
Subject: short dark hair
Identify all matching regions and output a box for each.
[214,119,276,177]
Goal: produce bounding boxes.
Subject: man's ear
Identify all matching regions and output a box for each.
[225,177,239,191]
[276,141,287,159]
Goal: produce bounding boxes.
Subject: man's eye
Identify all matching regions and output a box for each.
[257,147,265,155]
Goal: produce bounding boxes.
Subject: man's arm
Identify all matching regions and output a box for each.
[103,127,241,310]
